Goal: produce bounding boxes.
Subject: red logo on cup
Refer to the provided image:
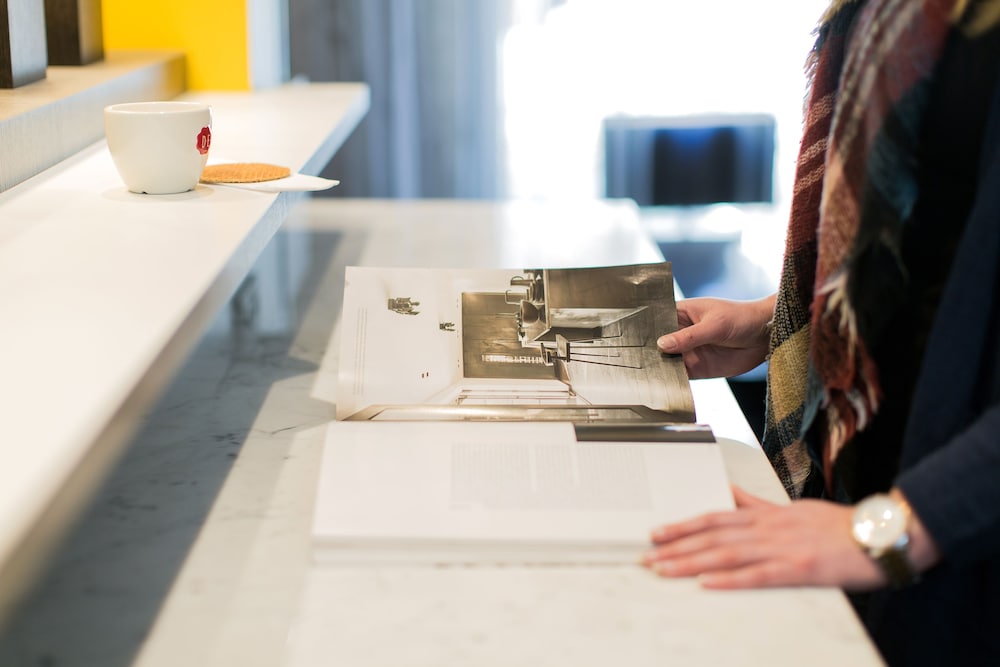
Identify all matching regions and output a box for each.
[196,127,212,155]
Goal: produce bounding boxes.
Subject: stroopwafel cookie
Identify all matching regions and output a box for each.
[201,162,292,184]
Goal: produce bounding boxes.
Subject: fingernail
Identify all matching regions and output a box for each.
[697,573,720,587]
[658,335,677,352]
[653,560,677,576]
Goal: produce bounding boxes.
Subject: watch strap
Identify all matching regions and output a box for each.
[875,540,919,589]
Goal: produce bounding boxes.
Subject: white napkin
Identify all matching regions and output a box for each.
[219,172,340,192]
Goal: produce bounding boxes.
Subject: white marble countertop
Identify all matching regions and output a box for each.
[0,199,883,666]
[0,82,370,620]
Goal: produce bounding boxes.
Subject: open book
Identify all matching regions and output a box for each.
[335,261,700,432]
[313,421,735,565]
[312,262,735,565]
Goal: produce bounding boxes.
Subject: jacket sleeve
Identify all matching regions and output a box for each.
[895,76,1000,565]
[898,405,1000,565]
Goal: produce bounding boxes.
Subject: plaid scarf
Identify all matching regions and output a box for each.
[763,0,1000,497]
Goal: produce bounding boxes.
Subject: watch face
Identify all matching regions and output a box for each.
[853,495,908,550]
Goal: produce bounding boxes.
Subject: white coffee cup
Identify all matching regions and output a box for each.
[104,101,213,194]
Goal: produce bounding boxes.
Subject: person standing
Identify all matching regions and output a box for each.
[644,0,1000,664]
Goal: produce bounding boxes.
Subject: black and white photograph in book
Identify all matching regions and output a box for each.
[335,262,697,425]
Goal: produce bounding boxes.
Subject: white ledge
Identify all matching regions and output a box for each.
[0,80,370,622]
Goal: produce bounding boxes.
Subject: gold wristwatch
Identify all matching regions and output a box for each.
[851,493,918,589]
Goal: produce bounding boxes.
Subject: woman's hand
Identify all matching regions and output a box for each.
[657,295,775,379]
[642,486,890,591]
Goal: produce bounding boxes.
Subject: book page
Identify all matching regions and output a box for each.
[312,421,734,564]
[335,263,695,423]
[450,439,653,512]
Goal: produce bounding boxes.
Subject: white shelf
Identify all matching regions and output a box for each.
[0,80,369,621]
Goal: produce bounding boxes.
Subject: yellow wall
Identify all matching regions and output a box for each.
[101,0,250,90]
